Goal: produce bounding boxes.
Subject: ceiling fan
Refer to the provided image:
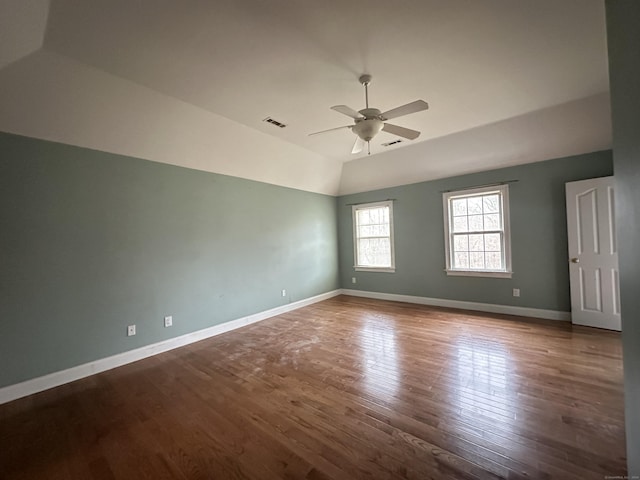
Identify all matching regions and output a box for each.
[309,74,429,155]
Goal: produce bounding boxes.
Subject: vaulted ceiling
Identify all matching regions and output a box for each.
[0,0,611,195]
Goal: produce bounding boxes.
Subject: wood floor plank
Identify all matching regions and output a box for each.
[0,295,627,479]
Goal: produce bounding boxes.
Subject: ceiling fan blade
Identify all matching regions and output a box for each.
[308,125,352,136]
[381,100,429,120]
[382,123,421,140]
[351,136,365,154]
[331,105,363,119]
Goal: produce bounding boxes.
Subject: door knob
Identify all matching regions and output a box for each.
[570,257,580,263]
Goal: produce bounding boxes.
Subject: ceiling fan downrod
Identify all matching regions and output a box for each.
[360,74,372,109]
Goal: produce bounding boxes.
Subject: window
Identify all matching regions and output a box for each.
[443,185,512,278]
[353,201,395,272]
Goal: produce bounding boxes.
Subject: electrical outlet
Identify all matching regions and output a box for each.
[164,315,173,327]
[513,288,520,297]
[127,325,136,336]
[352,277,357,284]
[281,289,286,297]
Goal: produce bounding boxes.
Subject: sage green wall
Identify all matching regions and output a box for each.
[0,132,339,388]
[338,151,613,312]
[607,0,640,473]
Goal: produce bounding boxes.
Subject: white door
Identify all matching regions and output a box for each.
[565,176,621,331]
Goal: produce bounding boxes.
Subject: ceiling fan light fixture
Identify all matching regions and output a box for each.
[353,118,384,141]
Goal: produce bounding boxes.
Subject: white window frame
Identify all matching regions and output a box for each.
[352,200,396,273]
[443,185,512,278]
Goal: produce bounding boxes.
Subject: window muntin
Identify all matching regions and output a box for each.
[443,185,512,278]
[352,201,395,272]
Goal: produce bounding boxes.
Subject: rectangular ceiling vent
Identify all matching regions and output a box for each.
[382,139,403,147]
[263,117,287,128]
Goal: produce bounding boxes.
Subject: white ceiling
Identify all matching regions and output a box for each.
[0,0,611,195]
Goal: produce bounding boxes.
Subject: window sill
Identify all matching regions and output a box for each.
[354,266,396,273]
[445,269,512,279]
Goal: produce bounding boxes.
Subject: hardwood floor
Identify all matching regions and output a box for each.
[0,295,626,479]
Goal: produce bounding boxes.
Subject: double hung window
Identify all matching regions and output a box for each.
[352,201,395,272]
[443,185,512,278]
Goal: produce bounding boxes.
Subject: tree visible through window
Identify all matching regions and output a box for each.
[352,201,395,271]
[443,185,512,277]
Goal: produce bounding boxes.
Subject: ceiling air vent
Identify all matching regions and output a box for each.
[263,117,287,128]
[382,139,403,147]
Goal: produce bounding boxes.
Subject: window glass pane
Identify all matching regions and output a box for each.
[358,224,390,237]
[468,215,483,231]
[359,207,389,226]
[381,207,389,224]
[484,233,501,252]
[467,196,483,215]
[453,216,468,233]
[469,252,485,269]
[357,209,370,225]
[483,194,500,213]
[483,213,500,230]
[358,238,391,267]
[369,208,381,225]
[454,252,469,269]
[486,252,502,270]
[468,234,484,251]
[453,234,469,252]
[452,198,467,216]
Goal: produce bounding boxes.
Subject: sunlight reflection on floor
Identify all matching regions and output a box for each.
[447,334,519,443]
[358,315,401,398]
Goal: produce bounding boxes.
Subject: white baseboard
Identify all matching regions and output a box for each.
[0,288,569,405]
[0,289,341,405]
[340,289,571,322]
